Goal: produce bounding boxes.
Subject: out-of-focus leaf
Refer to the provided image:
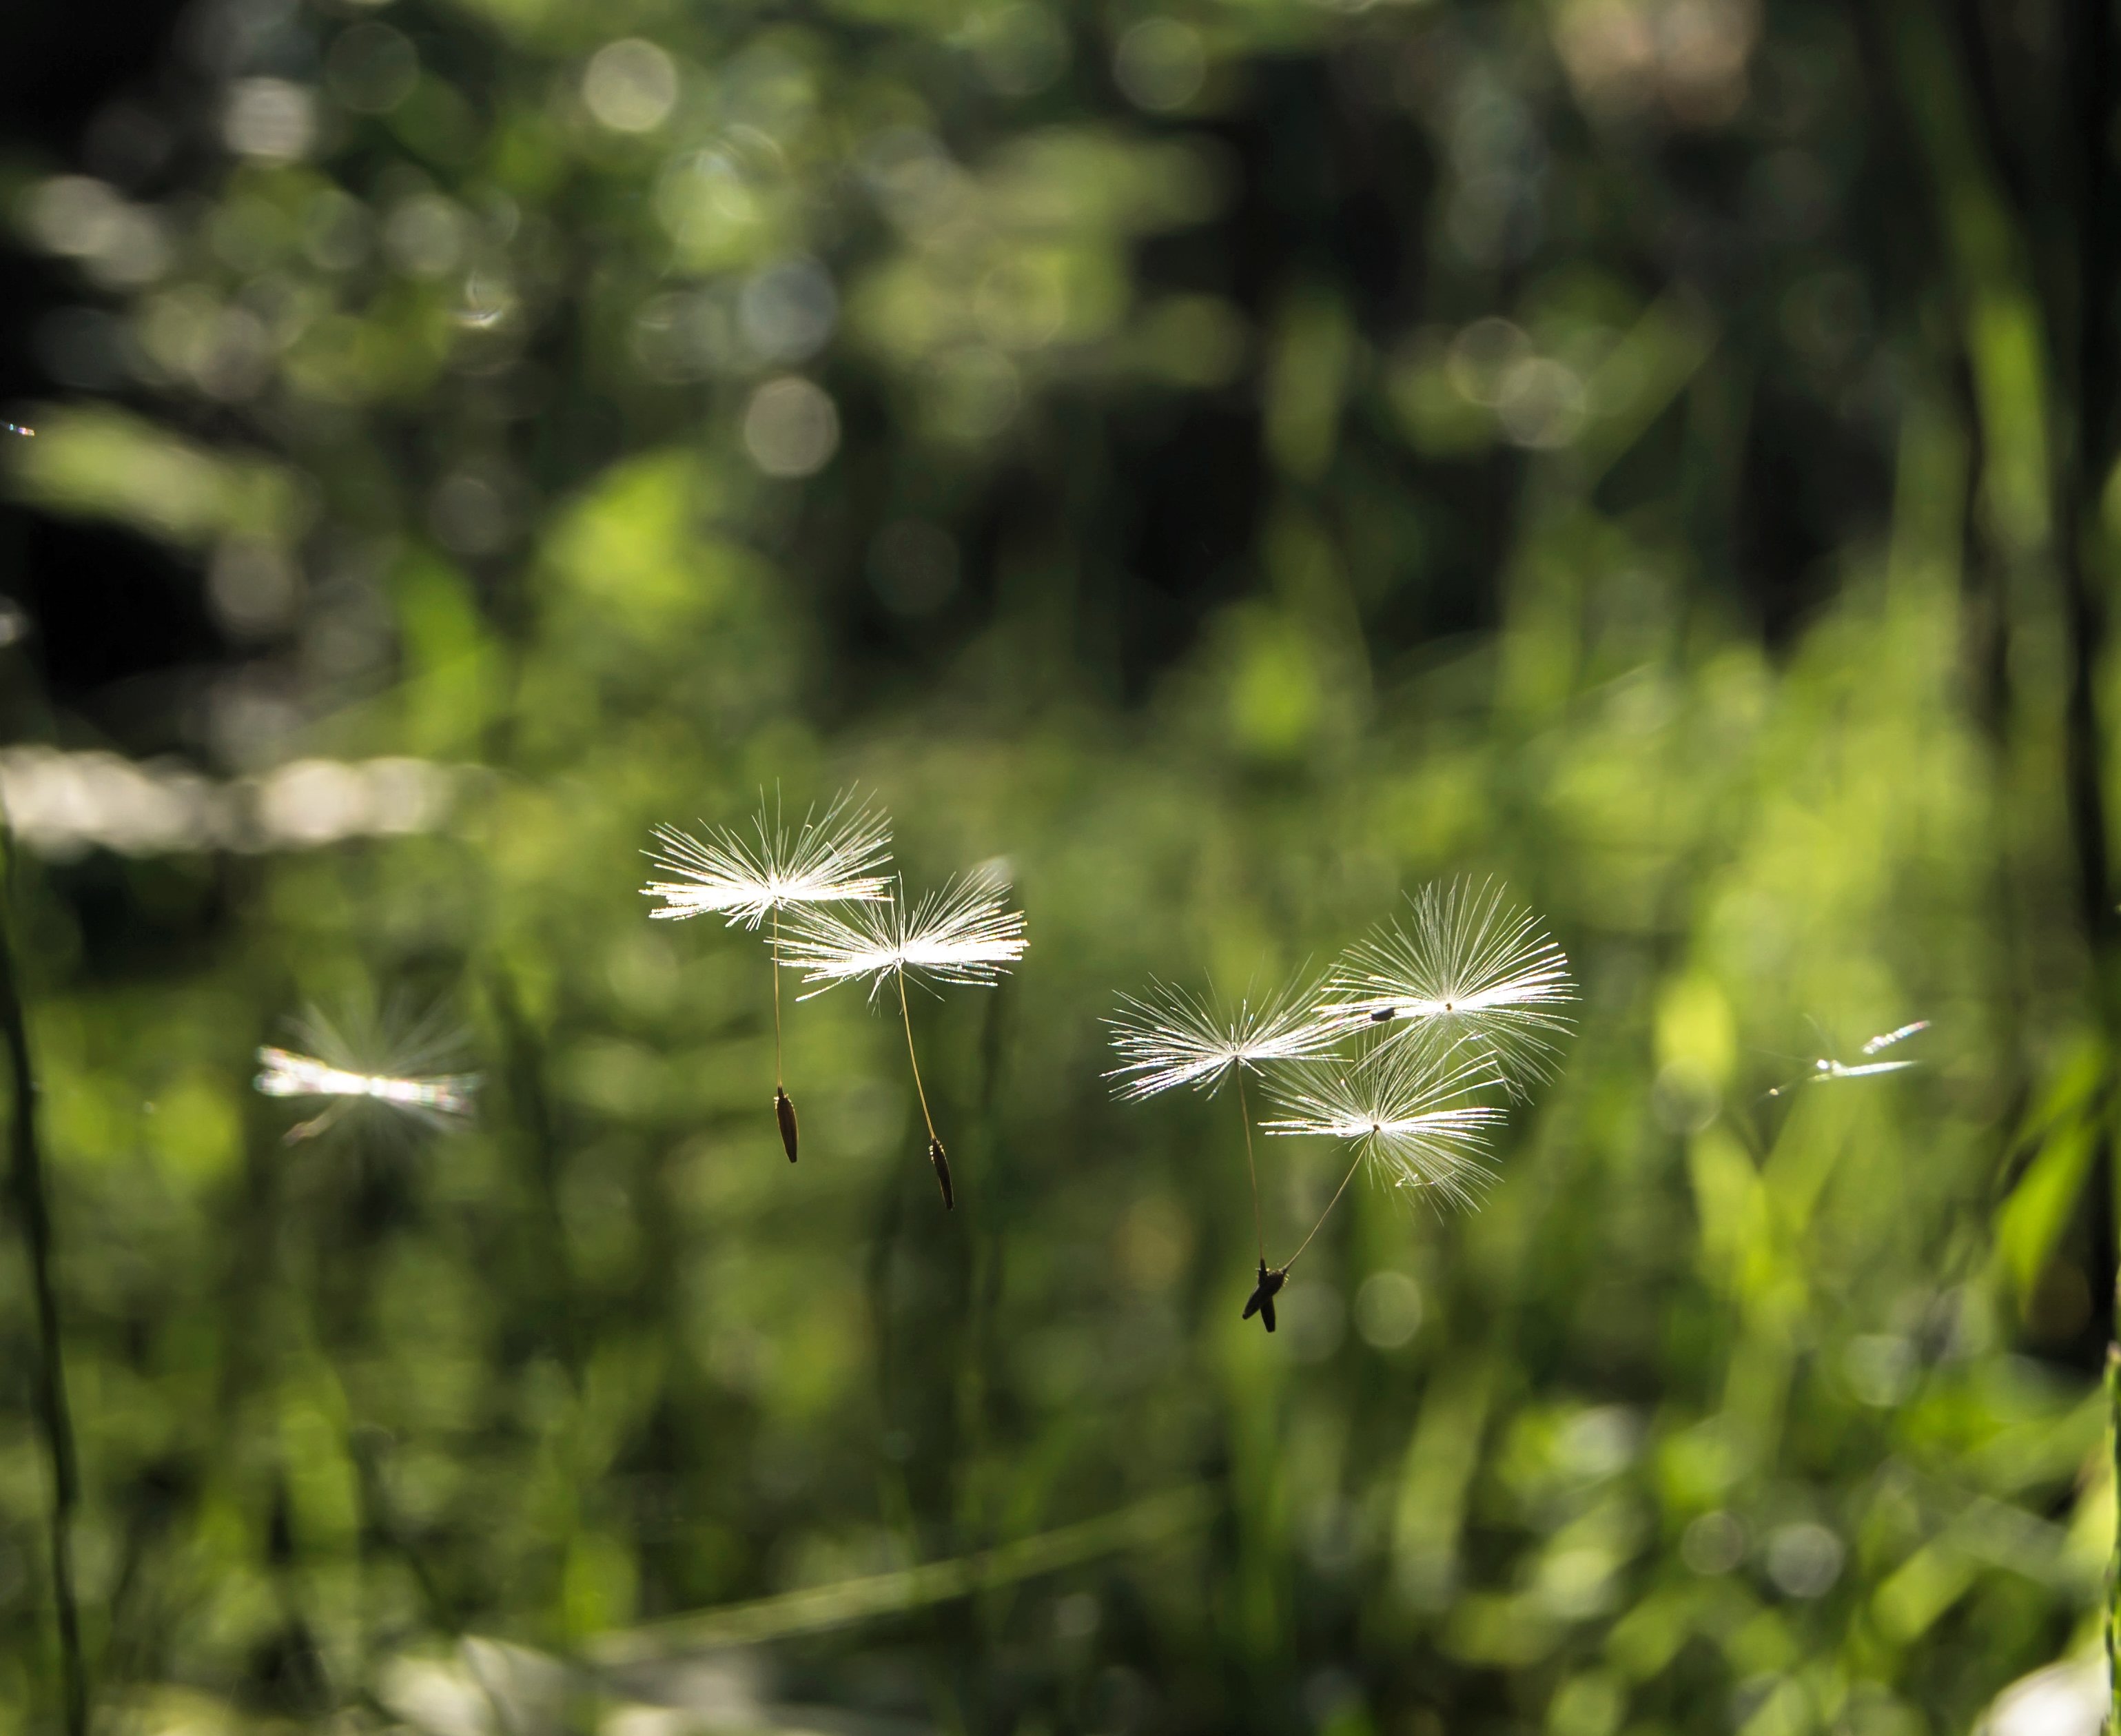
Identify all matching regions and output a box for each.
[5,405,309,549]
[1992,1043,2105,1305]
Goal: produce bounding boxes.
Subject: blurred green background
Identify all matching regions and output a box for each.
[0,0,2115,1730]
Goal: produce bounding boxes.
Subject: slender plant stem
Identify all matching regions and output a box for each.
[587,1484,1212,1664]
[2068,8,2120,1711]
[1234,1070,1264,1264]
[0,834,86,1736]
[1280,1145,1366,1277]
[2108,1323,2119,1735]
[896,968,939,1145]
[771,907,784,1088]
[491,972,582,1380]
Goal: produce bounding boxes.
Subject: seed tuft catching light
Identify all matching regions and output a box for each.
[1263,1043,1506,1213]
[783,868,1027,999]
[643,788,895,1167]
[253,999,478,1144]
[1766,1019,1930,1097]
[1317,879,1574,1093]
[644,788,892,928]
[786,864,1026,1210]
[1103,974,1338,1101]
[1107,880,1567,1338]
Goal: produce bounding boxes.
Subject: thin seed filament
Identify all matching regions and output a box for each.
[771,906,785,1087]
[1236,1068,1265,1265]
[896,965,941,1147]
[1280,1145,1366,1276]
[897,966,953,1208]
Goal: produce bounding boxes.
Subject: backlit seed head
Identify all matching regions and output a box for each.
[1315,879,1572,1096]
[1104,973,1340,1101]
[644,788,892,928]
[1264,1041,1506,1213]
[784,868,1027,1000]
[254,994,478,1145]
[1765,1020,1930,1098]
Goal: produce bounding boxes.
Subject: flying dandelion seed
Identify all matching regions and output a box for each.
[784,868,1027,999]
[644,789,892,928]
[1098,887,1564,1339]
[1317,879,1573,1094]
[1105,977,1340,1101]
[644,788,892,1163]
[1264,1044,1506,1212]
[253,1000,479,1144]
[1857,1020,1929,1056]
[785,866,1027,1209]
[1235,1043,1504,1332]
[1105,974,1339,1272]
[254,1050,480,1138]
[1765,1020,1930,1098]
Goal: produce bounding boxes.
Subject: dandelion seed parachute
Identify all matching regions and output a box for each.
[1858,1019,1929,1057]
[1765,1019,1931,1096]
[1263,1043,1506,1212]
[253,1000,479,1143]
[254,1049,480,1116]
[786,867,1025,1212]
[643,789,892,927]
[1105,972,1332,1280]
[782,869,1027,998]
[644,788,895,1165]
[1812,1056,1920,1081]
[1103,976,1340,1101]
[1239,1043,1505,1332]
[1318,879,1573,1094]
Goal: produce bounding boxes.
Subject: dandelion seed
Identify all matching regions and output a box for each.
[1765,1020,1930,1098]
[1318,879,1573,1094]
[1858,1020,1930,1057]
[643,789,892,928]
[254,1050,480,1133]
[1104,977,1340,1102]
[783,869,1027,1000]
[644,788,893,1163]
[254,1000,478,1144]
[1264,1043,1506,1214]
[1816,1053,1922,1083]
[1111,886,1565,1340]
[1194,1042,1510,1336]
[786,868,1027,1209]
[1216,1042,1503,1337]
[1242,1259,1287,1333]
[1105,974,1338,1266]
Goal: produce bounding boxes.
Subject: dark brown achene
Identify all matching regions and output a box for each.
[928,1136,953,1209]
[775,1085,799,1163]
[1241,1260,1287,1334]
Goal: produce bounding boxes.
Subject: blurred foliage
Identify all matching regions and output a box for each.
[0,0,2117,1730]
